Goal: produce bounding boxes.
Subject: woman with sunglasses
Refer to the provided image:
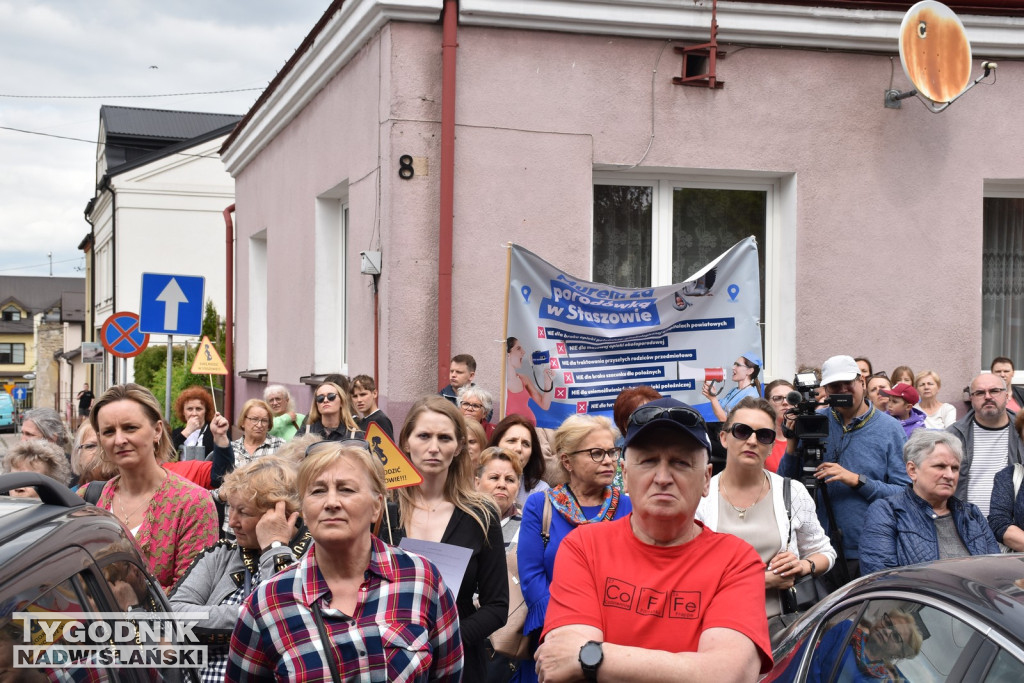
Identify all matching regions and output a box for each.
[516,414,631,683]
[696,396,834,623]
[304,381,364,442]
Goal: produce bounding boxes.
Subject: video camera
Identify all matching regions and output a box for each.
[785,371,853,492]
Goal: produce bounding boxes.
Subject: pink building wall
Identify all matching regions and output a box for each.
[230,18,1024,423]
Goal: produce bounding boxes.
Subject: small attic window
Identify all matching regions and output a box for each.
[1,306,21,322]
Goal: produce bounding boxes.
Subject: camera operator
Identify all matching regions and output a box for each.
[778,355,908,585]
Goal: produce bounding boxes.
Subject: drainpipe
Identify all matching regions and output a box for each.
[223,204,235,420]
[104,179,118,385]
[437,0,458,389]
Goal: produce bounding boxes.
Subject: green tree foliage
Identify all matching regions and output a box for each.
[134,300,227,427]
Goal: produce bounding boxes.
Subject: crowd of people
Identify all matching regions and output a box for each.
[4,348,1024,682]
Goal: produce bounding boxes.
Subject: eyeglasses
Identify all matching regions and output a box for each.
[566,447,622,463]
[316,393,339,404]
[461,402,485,411]
[304,438,370,458]
[628,405,706,430]
[728,422,776,445]
[970,387,1006,398]
[882,613,905,651]
[75,443,98,453]
[246,416,270,426]
[769,395,789,404]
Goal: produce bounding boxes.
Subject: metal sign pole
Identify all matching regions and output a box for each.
[165,335,173,424]
[121,358,127,386]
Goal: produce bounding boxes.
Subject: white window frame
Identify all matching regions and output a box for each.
[981,181,1024,377]
[314,181,349,375]
[248,230,268,369]
[593,171,796,379]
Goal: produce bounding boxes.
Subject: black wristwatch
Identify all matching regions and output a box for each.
[579,640,603,681]
[854,473,867,490]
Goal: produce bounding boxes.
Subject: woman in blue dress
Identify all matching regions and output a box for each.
[703,354,762,422]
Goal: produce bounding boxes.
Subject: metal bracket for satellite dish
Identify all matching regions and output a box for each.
[673,0,726,89]
[888,1,995,113]
[885,62,996,112]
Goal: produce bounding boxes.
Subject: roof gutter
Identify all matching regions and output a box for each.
[438,0,458,389]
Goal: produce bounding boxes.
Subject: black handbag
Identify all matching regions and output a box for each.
[780,478,829,614]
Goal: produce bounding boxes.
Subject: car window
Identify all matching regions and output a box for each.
[984,648,1024,682]
[802,604,865,683]
[2,574,118,682]
[822,599,990,683]
[98,559,163,614]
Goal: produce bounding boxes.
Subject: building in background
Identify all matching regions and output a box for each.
[220,0,1024,424]
[82,105,240,391]
[0,276,85,412]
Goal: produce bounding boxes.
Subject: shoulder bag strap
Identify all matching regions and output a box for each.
[541,494,553,548]
[783,477,793,546]
[85,480,106,505]
[311,602,342,683]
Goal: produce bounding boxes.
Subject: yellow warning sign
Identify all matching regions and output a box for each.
[365,423,423,489]
[2,384,12,394]
[190,336,228,375]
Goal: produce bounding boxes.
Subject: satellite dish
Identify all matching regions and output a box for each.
[886,0,997,112]
[899,1,971,105]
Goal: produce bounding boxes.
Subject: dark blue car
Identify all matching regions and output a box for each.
[764,555,1024,682]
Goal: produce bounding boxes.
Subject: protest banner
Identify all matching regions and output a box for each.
[502,237,762,427]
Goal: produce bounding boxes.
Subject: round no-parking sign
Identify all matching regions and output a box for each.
[101,312,151,358]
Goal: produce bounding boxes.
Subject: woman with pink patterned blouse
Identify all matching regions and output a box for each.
[88,383,218,591]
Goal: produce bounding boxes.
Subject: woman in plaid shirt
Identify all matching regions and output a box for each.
[226,442,463,681]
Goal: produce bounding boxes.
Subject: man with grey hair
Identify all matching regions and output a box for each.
[457,385,494,438]
[948,372,1024,515]
[860,430,997,574]
[264,385,305,441]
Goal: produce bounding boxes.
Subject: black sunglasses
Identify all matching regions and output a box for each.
[315,393,339,404]
[304,438,370,458]
[728,422,776,446]
[628,404,706,430]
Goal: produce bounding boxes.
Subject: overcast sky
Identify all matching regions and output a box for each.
[0,1,329,278]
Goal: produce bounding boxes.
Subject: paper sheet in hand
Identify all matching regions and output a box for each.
[398,538,472,596]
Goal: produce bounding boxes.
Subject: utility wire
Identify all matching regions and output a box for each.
[0,87,263,100]
[0,125,220,160]
[0,257,83,274]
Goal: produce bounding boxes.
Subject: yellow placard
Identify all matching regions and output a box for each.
[365,423,423,489]
[2,383,13,394]
[190,336,228,375]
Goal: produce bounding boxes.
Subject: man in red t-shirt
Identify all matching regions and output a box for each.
[536,397,772,682]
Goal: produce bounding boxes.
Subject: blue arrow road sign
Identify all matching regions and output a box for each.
[139,273,205,335]
[12,387,26,401]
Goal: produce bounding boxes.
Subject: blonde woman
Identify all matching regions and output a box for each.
[915,370,957,429]
[88,383,218,591]
[304,381,363,441]
[517,414,631,683]
[385,396,507,683]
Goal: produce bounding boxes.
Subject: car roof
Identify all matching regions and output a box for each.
[844,554,1024,627]
[0,474,135,577]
